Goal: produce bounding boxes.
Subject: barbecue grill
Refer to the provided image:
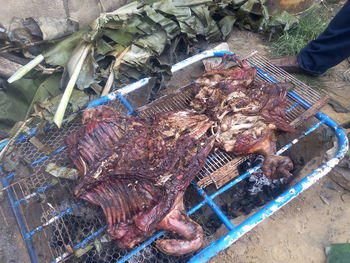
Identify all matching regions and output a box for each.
[0,50,348,263]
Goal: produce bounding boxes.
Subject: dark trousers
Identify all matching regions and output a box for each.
[297,1,350,76]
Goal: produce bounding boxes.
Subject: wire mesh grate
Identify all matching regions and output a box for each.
[248,53,324,105]
[0,51,328,263]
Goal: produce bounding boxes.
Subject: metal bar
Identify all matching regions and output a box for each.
[206,155,222,170]
[1,173,39,263]
[188,86,349,263]
[16,183,56,205]
[194,185,235,231]
[114,117,325,262]
[26,201,85,238]
[11,181,31,232]
[0,139,9,151]
[218,151,232,163]
[87,50,234,109]
[114,112,329,263]
[286,103,299,113]
[211,153,225,166]
[249,54,322,102]
[16,127,37,144]
[31,146,66,167]
[204,158,217,173]
[116,231,166,263]
[116,94,136,115]
[3,50,342,263]
[188,121,348,263]
[50,226,108,263]
[6,172,15,180]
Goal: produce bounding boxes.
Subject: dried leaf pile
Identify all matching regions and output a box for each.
[0,0,299,130]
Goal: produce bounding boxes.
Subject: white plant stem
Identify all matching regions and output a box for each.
[53,44,91,128]
[101,65,114,97]
[7,54,44,83]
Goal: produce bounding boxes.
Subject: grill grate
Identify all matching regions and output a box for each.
[0,50,342,263]
[248,53,324,104]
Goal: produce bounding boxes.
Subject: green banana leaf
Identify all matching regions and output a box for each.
[106,1,141,21]
[268,11,299,32]
[219,15,237,39]
[0,74,61,130]
[4,0,301,131]
[75,50,97,90]
[95,39,114,55]
[173,0,212,7]
[152,0,198,40]
[35,89,92,124]
[120,44,152,70]
[123,16,148,35]
[191,5,222,41]
[134,30,167,55]
[102,29,134,46]
[43,28,90,66]
[143,5,180,40]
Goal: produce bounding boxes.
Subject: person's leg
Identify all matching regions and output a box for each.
[297,1,350,75]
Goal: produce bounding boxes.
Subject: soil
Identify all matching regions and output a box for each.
[0,196,30,263]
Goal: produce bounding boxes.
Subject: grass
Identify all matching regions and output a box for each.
[269,6,332,57]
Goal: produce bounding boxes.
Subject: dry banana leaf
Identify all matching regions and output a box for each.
[5,0,300,131]
[0,74,60,129]
[45,163,79,180]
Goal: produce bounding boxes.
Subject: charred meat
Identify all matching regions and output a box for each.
[65,107,214,255]
[65,54,295,256]
[191,55,295,178]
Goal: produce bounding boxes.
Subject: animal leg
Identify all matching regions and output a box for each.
[155,197,204,256]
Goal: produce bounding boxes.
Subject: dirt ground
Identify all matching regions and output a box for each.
[1,28,349,263]
[208,28,350,263]
[0,197,30,263]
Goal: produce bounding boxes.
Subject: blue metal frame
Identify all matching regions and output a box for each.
[1,50,348,263]
[1,170,39,263]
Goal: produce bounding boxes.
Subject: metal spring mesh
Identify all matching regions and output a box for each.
[1,52,324,263]
[248,53,324,105]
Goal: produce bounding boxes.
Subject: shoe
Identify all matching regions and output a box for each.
[269,55,306,74]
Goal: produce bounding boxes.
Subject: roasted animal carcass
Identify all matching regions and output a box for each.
[65,106,214,255]
[191,54,295,178]
[65,54,295,256]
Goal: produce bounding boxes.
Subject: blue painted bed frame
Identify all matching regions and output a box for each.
[1,50,348,263]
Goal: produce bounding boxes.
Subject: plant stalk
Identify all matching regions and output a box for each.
[53,44,91,128]
[101,64,114,96]
[101,45,130,96]
[7,54,44,83]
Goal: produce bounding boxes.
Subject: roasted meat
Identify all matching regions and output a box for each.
[65,106,214,255]
[65,54,295,256]
[191,54,295,178]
